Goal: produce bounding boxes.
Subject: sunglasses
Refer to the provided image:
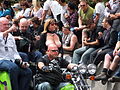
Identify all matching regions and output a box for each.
[80,5,86,7]
[50,23,57,26]
[50,50,59,52]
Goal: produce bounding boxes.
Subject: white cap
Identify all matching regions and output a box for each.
[12,3,20,9]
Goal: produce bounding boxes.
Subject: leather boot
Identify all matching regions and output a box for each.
[95,72,107,81]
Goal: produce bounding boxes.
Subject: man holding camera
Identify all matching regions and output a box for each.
[0,17,32,90]
[36,43,77,90]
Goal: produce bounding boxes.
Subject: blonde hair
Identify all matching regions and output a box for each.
[42,18,56,33]
[33,0,42,11]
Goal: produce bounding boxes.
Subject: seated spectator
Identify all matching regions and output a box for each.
[64,1,78,28]
[12,18,42,62]
[28,17,43,38]
[16,1,31,19]
[26,0,33,8]
[104,0,119,18]
[108,32,120,82]
[109,5,120,32]
[69,0,79,10]
[90,18,118,66]
[72,21,103,65]
[30,0,43,19]
[93,0,105,34]
[0,5,3,15]
[12,3,21,19]
[0,17,32,90]
[35,44,77,90]
[77,0,94,29]
[74,0,94,44]
[56,0,68,25]
[39,18,62,55]
[0,0,15,19]
[95,32,120,83]
[40,0,61,21]
[62,25,78,62]
[28,17,44,52]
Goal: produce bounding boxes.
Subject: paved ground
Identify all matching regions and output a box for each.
[87,79,120,90]
[87,62,120,90]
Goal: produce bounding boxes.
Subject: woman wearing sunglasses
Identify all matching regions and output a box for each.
[39,18,62,55]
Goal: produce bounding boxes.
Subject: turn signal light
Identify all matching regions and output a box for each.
[66,74,72,79]
[89,76,95,80]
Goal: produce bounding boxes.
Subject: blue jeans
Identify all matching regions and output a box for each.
[28,50,43,62]
[72,46,96,64]
[36,82,70,90]
[114,66,120,77]
[19,50,43,62]
[19,52,29,62]
[0,60,32,90]
[114,68,120,77]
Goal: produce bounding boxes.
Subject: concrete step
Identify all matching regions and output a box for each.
[87,62,120,90]
[87,79,120,90]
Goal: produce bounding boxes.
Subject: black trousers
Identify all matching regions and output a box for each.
[112,18,120,32]
[90,48,114,66]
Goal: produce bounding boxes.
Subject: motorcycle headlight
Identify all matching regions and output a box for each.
[78,64,87,74]
[87,64,96,75]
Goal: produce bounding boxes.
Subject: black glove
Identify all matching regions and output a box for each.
[41,66,53,72]
[15,59,23,66]
[15,59,29,68]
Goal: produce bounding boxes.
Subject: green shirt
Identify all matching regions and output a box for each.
[79,6,94,25]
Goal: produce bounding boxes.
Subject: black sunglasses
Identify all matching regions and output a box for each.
[80,5,86,7]
[51,50,59,52]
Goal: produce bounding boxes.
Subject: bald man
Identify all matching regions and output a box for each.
[12,18,42,63]
[0,17,32,90]
[19,18,29,32]
[36,44,77,90]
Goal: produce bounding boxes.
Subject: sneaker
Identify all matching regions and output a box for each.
[95,72,107,81]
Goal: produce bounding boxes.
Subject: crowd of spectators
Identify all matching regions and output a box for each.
[0,0,120,89]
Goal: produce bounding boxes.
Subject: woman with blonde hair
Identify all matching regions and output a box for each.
[30,0,43,19]
[39,18,62,55]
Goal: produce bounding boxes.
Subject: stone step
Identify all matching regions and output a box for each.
[87,61,120,90]
[87,79,120,90]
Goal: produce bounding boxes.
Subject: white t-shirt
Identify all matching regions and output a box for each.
[43,0,61,20]
[95,2,105,26]
[17,8,31,18]
[0,33,21,61]
[32,8,43,19]
[60,5,67,25]
[104,0,119,17]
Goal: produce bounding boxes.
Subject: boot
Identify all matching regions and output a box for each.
[95,72,107,81]
[101,72,111,85]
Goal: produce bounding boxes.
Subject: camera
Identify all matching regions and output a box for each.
[15,59,29,67]
[15,59,22,66]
